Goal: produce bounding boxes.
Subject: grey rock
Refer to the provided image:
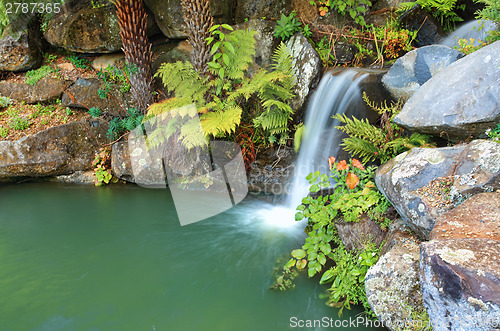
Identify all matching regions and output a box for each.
[375,140,500,240]
[144,0,233,39]
[365,220,427,330]
[399,7,446,47]
[0,76,73,104]
[111,140,134,183]
[0,119,108,181]
[51,170,96,185]
[335,215,387,254]
[43,0,159,54]
[394,41,500,141]
[0,17,42,72]
[286,33,322,113]
[420,238,500,330]
[382,45,464,102]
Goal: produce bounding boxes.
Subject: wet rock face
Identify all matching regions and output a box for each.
[420,238,500,330]
[382,45,464,102]
[0,17,42,72]
[247,147,295,195]
[394,41,500,142]
[43,0,122,53]
[365,220,426,331]
[0,77,73,104]
[375,140,500,240]
[399,7,446,46]
[0,119,108,181]
[286,33,322,114]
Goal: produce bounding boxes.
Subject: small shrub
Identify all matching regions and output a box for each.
[486,123,500,142]
[0,96,12,108]
[67,55,91,69]
[274,11,302,40]
[25,65,56,86]
[88,107,102,118]
[8,116,31,130]
[0,126,9,138]
[65,107,73,116]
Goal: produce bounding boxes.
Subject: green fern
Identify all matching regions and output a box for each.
[149,26,296,150]
[334,95,435,163]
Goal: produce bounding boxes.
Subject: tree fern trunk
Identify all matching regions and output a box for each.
[112,0,153,114]
[181,0,214,74]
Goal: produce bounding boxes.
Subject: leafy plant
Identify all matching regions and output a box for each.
[278,157,391,315]
[274,11,302,40]
[92,147,117,186]
[107,108,144,140]
[25,65,57,86]
[8,116,31,130]
[328,0,371,27]
[397,0,465,32]
[88,107,102,118]
[0,96,12,108]
[474,0,500,42]
[148,25,296,149]
[333,92,434,163]
[67,55,91,69]
[0,126,9,138]
[485,123,500,142]
[302,24,313,38]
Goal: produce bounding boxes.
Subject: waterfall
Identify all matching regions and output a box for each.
[441,19,497,48]
[285,69,368,210]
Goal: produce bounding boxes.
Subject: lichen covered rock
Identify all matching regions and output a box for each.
[0,76,73,104]
[365,220,427,330]
[420,239,500,330]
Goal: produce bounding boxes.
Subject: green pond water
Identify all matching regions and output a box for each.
[0,183,385,330]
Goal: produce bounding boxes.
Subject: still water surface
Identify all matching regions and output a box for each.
[0,183,383,330]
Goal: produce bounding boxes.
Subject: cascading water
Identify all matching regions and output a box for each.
[441,19,497,47]
[286,69,368,210]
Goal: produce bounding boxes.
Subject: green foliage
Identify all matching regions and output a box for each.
[149,25,296,149]
[302,24,313,38]
[8,116,31,130]
[25,65,56,86]
[294,123,305,153]
[274,11,302,40]
[92,147,117,186]
[97,64,132,95]
[106,108,144,140]
[0,96,12,108]
[397,0,465,32]
[66,55,91,69]
[65,107,73,116]
[280,157,391,315]
[474,0,500,42]
[328,0,371,27]
[0,126,9,138]
[486,123,500,143]
[333,93,434,163]
[88,107,102,118]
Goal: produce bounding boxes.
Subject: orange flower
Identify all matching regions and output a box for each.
[352,158,365,171]
[328,156,336,170]
[337,160,349,171]
[346,172,359,189]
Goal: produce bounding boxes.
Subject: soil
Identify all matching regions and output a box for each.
[0,51,101,141]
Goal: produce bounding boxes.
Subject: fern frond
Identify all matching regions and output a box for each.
[179,117,207,150]
[271,42,297,91]
[253,108,289,134]
[221,29,257,80]
[333,114,386,145]
[200,104,242,137]
[341,137,382,163]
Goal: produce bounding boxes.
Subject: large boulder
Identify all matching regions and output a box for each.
[365,220,428,330]
[375,140,500,239]
[0,16,42,72]
[420,238,500,330]
[430,192,500,241]
[382,45,464,102]
[43,0,159,53]
[394,41,500,142]
[144,0,233,39]
[234,0,292,23]
[0,119,108,181]
[286,33,322,114]
[399,6,446,46]
[0,76,73,104]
